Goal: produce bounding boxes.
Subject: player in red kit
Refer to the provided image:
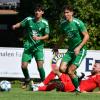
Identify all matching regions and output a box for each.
[31,64,75,92]
[31,60,100,93]
[79,61,100,93]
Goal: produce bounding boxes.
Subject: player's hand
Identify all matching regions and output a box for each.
[33,36,41,40]
[74,46,81,55]
[12,25,16,30]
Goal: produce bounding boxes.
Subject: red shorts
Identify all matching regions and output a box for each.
[59,74,75,92]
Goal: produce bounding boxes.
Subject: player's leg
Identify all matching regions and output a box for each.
[31,67,57,91]
[53,65,75,92]
[31,71,56,89]
[21,50,33,88]
[21,62,30,88]
[52,67,67,92]
[32,81,62,91]
[38,82,59,91]
[59,73,75,92]
[32,67,71,92]
[35,49,45,81]
[41,64,61,86]
[59,51,72,73]
[43,71,56,85]
[68,64,79,91]
[68,48,87,92]
[32,64,57,88]
[32,65,61,91]
[36,60,45,81]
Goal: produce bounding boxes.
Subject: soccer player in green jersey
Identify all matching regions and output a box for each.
[12,4,50,88]
[53,5,89,92]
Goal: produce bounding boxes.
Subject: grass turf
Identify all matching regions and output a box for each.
[0,82,100,100]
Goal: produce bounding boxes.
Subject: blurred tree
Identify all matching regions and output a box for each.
[18,0,100,50]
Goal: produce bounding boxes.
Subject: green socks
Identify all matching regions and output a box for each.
[38,67,45,81]
[72,77,79,89]
[22,68,30,80]
[22,67,45,82]
[22,67,45,81]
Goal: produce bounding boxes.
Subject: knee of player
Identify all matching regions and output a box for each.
[68,69,75,78]
[36,61,44,67]
[21,62,28,68]
[68,65,77,72]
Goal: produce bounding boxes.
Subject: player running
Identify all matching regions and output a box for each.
[12,4,50,89]
[53,5,89,92]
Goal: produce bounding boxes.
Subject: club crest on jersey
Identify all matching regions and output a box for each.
[32,30,38,36]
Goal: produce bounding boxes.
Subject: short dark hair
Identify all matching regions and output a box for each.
[35,4,44,11]
[63,5,73,12]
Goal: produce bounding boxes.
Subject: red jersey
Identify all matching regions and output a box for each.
[79,74,100,92]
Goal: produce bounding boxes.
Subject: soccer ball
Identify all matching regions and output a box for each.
[0,80,11,91]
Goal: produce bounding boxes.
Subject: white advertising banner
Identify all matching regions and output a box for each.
[0,47,100,78]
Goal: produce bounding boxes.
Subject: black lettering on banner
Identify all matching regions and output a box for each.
[0,51,14,57]
[86,58,100,72]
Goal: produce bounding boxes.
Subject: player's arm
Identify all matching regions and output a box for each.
[12,22,21,30]
[33,34,49,41]
[74,22,89,55]
[12,17,28,30]
[74,31,89,55]
[79,31,89,48]
[40,34,49,40]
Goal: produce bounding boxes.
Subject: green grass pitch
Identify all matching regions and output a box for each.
[0,82,100,100]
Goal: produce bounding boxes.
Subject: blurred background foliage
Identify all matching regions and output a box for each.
[18,0,100,49]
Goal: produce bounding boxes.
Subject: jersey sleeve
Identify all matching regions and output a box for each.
[20,17,28,27]
[78,20,87,33]
[44,21,50,34]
